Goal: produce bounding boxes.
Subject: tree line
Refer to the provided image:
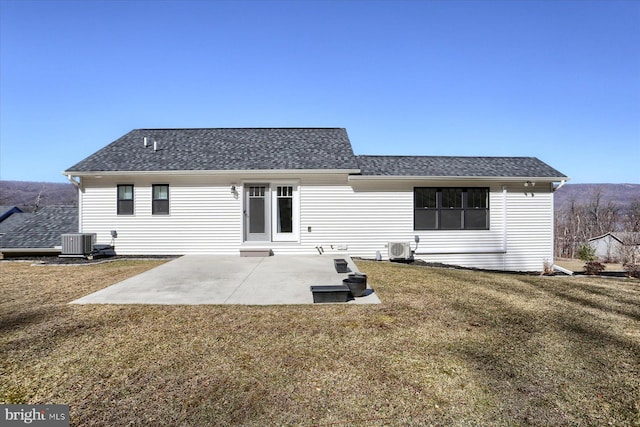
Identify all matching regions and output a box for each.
[554,189,640,262]
[0,181,77,211]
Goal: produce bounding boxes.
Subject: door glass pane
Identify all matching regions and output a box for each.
[249,198,265,233]
[276,186,293,233]
[278,198,292,232]
[250,186,265,197]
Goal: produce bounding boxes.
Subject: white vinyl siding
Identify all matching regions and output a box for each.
[78,175,556,271]
[502,182,555,271]
[81,176,241,255]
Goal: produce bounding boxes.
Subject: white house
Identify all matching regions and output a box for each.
[63,128,568,271]
[588,232,640,263]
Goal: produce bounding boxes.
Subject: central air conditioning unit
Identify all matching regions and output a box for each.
[61,233,96,257]
[388,242,412,260]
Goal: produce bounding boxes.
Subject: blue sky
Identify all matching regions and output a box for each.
[1,0,638,184]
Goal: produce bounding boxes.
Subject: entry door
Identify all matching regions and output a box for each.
[244,185,270,241]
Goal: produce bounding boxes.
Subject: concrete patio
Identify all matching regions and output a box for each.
[70,255,381,305]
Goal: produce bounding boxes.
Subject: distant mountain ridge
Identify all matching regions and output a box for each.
[0,180,77,211]
[554,183,640,212]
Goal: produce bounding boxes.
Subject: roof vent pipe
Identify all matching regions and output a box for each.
[143,137,148,147]
[153,140,158,152]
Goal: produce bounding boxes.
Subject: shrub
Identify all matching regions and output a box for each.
[577,244,596,262]
[623,263,640,279]
[584,261,605,275]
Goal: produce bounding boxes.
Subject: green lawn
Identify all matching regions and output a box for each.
[1,259,639,426]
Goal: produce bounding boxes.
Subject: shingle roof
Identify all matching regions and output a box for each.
[589,232,640,245]
[65,128,567,179]
[0,206,24,222]
[356,155,567,178]
[65,128,359,173]
[0,211,32,234]
[0,206,77,248]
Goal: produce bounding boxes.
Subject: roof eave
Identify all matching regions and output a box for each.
[348,175,570,182]
[64,168,362,177]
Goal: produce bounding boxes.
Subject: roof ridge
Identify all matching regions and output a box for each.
[134,127,346,131]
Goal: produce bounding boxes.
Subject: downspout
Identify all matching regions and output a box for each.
[553,179,566,192]
[66,175,82,190]
[67,175,83,232]
[502,185,508,271]
[551,179,566,272]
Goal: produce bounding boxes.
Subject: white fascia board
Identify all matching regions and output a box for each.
[64,169,361,177]
[348,175,570,183]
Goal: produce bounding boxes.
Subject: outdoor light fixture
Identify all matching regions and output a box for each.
[231,185,237,193]
[524,181,536,187]
[110,230,118,238]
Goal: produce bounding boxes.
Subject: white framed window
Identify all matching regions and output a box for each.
[414,187,489,230]
[117,184,134,215]
[271,183,299,242]
[152,184,169,215]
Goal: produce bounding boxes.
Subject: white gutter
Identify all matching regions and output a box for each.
[553,179,568,192]
[64,169,362,177]
[66,174,82,189]
[552,264,574,276]
[66,174,83,233]
[349,175,568,182]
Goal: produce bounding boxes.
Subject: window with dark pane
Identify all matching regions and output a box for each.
[467,188,488,209]
[117,185,134,215]
[414,188,437,229]
[441,188,462,208]
[277,185,293,233]
[414,187,489,230]
[152,184,169,215]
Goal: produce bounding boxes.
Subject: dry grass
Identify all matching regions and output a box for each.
[1,259,639,426]
[554,257,626,272]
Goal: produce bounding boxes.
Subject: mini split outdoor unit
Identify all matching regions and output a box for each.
[61,233,96,257]
[388,242,412,260]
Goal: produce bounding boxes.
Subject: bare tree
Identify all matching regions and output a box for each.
[616,198,640,265]
[585,188,620,236]
[554,190,620,260]
[33,184,47,212]
[623,199,640,232]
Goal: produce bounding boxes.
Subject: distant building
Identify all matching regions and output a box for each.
[588,232,640,263]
